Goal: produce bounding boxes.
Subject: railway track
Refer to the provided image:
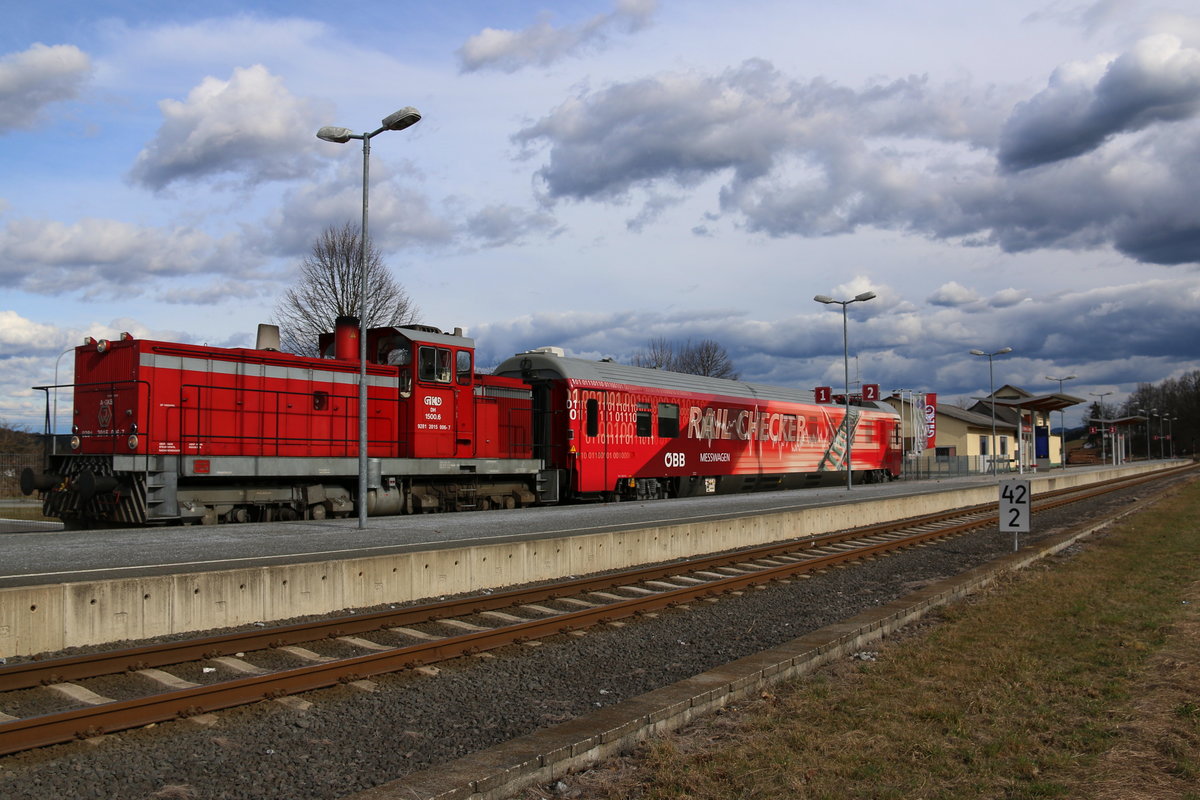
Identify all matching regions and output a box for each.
[0,465,1191,757]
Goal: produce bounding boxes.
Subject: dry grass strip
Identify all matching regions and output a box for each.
[545,481,1200,800]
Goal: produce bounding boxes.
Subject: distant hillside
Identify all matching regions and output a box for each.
[0,423,43,455]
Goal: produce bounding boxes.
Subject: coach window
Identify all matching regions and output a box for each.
[456,350,472,385]
[419,346,453,383]
[586,398,599,437]
[657,403,679,438]
[636,403,653,437]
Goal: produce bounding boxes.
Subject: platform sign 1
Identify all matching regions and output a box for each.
[999,479,1031,551]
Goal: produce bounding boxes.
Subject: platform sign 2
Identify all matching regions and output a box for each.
[999,479,1031,551]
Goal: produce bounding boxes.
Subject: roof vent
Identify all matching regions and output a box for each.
[525,346,565,357]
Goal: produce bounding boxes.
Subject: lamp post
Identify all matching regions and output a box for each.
[1140,408,1153,461]
[1168,416,1176,458]
[52,346,75,454]
[969,347,1012,475]
[813,291,876,489]
[1089,391,1112,464]
[317,106,422,530]
[1152,410,1161,460]
[1046,374,1076,469]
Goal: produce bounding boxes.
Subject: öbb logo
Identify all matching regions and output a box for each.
[424,396,444,407]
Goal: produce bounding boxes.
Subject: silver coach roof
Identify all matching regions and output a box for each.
[494,349,897,413]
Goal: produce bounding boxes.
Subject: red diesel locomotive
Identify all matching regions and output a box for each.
[22,321,902,526]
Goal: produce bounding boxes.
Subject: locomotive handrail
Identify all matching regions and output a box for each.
[176,381,408,457]
[33,379,156,467]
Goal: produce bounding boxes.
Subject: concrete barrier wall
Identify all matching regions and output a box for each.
[0,463,1174,658]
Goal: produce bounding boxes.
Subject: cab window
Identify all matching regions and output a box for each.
[456,350,472,385]
[418,346,452,383]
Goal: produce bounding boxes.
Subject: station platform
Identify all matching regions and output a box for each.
[0,461,1182,659]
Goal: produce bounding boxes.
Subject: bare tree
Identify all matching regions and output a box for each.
[630,337,738,380]
[631,337,677,370]
[273,222,420,356]
[677,339,739,379]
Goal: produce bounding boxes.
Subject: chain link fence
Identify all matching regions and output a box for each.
[0,453,57,533]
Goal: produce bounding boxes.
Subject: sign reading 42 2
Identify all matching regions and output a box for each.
[999,479,1031,533]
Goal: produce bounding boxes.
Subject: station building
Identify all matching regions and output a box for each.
[885,385,1082,476]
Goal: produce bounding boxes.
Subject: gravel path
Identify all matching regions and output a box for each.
[0,484,1158,800]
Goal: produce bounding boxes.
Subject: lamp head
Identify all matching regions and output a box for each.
[969,349,986,356]
[382,107,421,131]
[996,346,1013,355]
[813,295,834,304]
[854,291,877,302]
[316,126,355,143]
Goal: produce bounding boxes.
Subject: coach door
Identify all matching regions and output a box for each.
[579,387,612,494]
[414,344,457,457]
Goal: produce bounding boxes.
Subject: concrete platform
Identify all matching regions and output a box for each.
[0,462,1179,659]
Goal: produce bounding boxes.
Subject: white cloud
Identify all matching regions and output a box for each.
[998,34,1200,172]
[0,43,92,132]
[928,281,981,307]
[0,310,65,353]
[458,0,657,73]
[129,65,327,189]
[0,217,249,293]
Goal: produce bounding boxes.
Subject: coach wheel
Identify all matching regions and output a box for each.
[310,503,327,520]
[478,497,492,511]
[503,496,516,510]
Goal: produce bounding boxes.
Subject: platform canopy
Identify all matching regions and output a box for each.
[1086,415,1147,428]
[986,393,1083,414]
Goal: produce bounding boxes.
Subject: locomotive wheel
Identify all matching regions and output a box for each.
[310,503,327,520]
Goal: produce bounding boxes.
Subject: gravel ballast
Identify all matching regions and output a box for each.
[0,484,1161,800]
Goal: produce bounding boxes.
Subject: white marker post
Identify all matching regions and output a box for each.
[999,479,1031,552]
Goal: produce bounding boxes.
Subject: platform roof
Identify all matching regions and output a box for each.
[985,393,1084,414]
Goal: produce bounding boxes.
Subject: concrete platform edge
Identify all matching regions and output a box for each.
[0,464,1165,659]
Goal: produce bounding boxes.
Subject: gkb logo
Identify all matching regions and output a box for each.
[424,395,444,407]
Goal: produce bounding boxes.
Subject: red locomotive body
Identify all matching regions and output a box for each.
[28,324,538,525]
[25,330,901,526]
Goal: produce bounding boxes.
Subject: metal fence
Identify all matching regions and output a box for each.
[899,454,1010,480]
[0,453,57,533]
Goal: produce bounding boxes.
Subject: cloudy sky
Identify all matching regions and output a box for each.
[3,0,1199,430]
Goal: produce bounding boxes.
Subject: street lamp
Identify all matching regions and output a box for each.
[52,346,75,454]
[1139,408,1153,461]
[1046,374,1076,469]
[1168,416,1177,458]
[813,290,876,489]
[964,345,1012,472]
[1089,391,1112,464]
[317,106,422,530]
[1152,410,1161,460]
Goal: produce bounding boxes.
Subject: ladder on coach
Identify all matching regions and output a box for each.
[818,408,860,472]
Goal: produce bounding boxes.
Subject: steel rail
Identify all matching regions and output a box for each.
[0,513,987,756]
[0,466,1186,695]
[0,465,1191,755]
